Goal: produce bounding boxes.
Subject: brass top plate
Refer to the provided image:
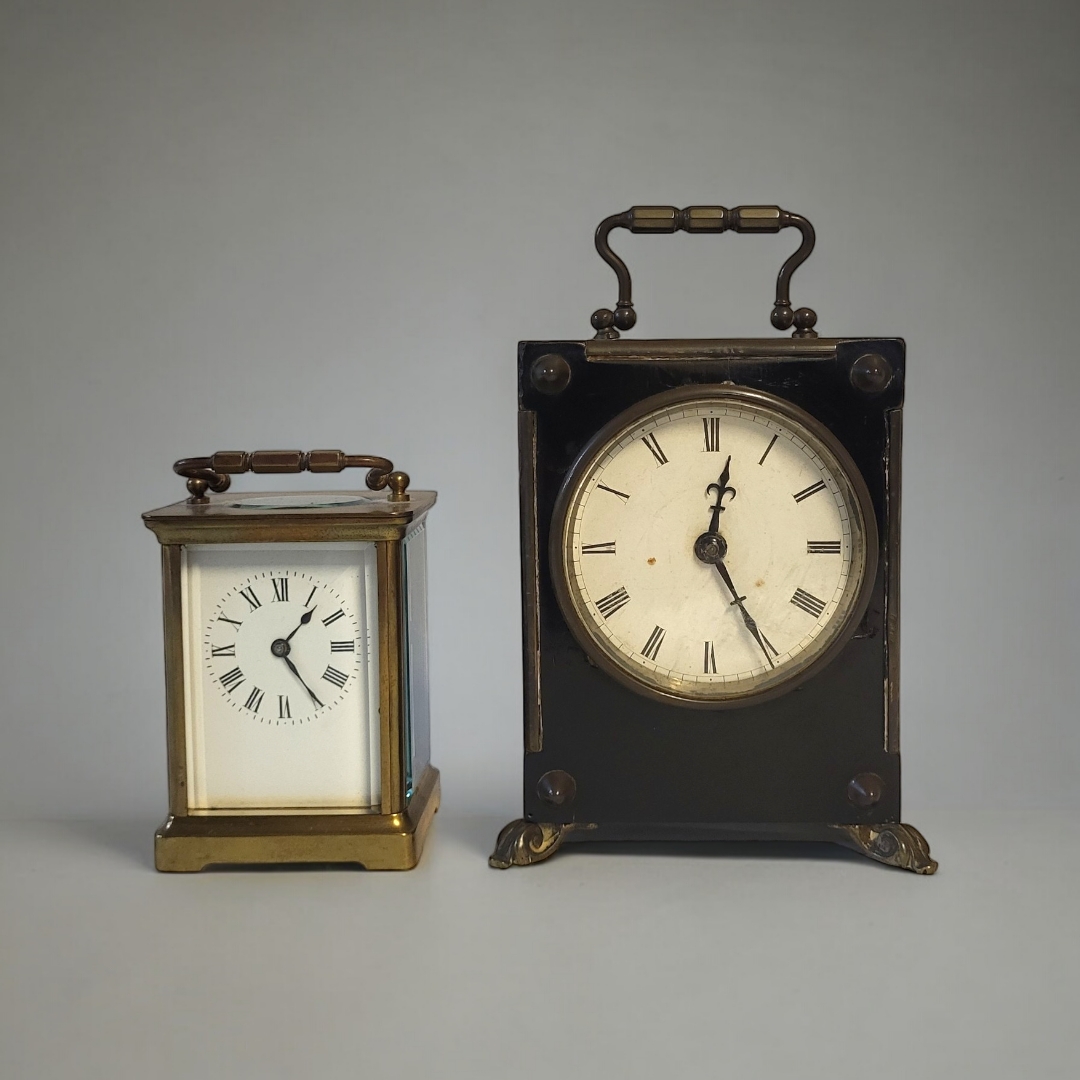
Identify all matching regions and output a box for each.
[143,490,436,545]
[583,338,858,361]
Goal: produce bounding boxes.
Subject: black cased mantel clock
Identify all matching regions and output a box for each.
[490,205,937,874]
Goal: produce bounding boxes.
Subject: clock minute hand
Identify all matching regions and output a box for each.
[282,654,324,709]
[712,557,778,670]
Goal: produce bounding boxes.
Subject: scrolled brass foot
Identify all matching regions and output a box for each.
[831,822,938,874]
[488,819,594,868]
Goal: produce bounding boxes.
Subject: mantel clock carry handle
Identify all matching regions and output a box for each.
[591,205,818,339]
[173,450,409,504]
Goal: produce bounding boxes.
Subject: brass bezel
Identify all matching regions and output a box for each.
[143,491,438,870]
[549,385,879,710]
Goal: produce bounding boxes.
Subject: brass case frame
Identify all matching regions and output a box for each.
[144,493,439,871]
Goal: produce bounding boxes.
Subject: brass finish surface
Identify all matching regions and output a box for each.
[173,450,399,503]
[530,353,572,395]
[847,772,885,809]
[585,338,840,361]
[885,409,902,753]
[143,519,420,546]
[519,411,543,753]
[146,479,437,869]
[155,766,440,871]
[378,540,406,816]
[536,770,577,807]
[488,819,596,869]
[850,352,894,394]
[548,384,879,709]
[142,491,436,548]
[161,545,188,815]
[488,818,936,873]
[590,205,818,339]
[831,822,938,874]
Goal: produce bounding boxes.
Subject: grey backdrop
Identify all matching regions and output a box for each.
[1,0,1077,820]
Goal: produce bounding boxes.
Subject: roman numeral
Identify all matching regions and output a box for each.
[702,417,721,452]
[704,641,717,674]
[807,540,841,554]
[219,667,245,692]
[790,588,826,618]
[793,480,827,503]
[641,625,665,662]
[641,432,668,466]
[596,586,631,619]
[210,644,235,657]
[322,665,349,688]
[272,577,288,602]
[596,482,630,501]
[331,640,355,652]
[758,433,779,465]
[305,585,316,606]
[322,609,345,626]
[279,695,291,719]
[239,586,261,610]
[244,686,264,712]
[217,615,242,630]
[582,541,616,555]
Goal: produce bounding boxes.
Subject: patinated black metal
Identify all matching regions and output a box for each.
[514,335,905,838]
[492,208,934,873]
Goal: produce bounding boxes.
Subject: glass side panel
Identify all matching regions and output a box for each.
[402,524,431,801]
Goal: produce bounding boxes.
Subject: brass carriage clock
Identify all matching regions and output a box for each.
[143,450,438,871]
[491,205,936,874]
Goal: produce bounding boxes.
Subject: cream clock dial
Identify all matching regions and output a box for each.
[181,542,381,809]
[553,387,877,706]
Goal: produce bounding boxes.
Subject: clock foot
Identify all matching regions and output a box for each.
[488,819,595,868]
[830,822,938,874]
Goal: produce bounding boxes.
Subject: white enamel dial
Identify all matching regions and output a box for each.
[205,571,360,725]
[181,542,380,809]
[554,388,875,706]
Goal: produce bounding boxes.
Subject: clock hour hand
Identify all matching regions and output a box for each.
[704,455,737,535]
[712,557,778,669]
[281,653,324,709]
[285,606,316,642]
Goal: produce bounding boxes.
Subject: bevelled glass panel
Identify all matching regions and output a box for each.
[402,523,431,800]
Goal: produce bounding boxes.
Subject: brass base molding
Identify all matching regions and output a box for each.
[155,766,440,872]
[830,822,938,875]
[488,819,596,869]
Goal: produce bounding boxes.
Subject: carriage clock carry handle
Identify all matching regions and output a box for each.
[590,205,818,339]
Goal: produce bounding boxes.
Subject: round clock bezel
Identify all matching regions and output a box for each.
[549,384,880,710]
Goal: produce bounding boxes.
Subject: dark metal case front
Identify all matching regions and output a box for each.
[518,337,905,834]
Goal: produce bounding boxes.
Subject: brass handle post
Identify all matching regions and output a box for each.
[590,205,818,339]
[173,451,409,504]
